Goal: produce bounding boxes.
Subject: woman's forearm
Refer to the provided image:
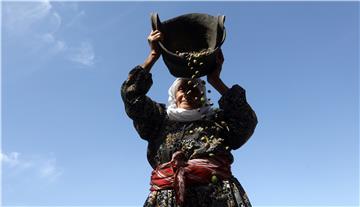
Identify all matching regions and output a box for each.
[141,51,160,72]
[209,78,229,95]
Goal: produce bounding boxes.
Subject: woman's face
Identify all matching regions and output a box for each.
[175,80,203,109]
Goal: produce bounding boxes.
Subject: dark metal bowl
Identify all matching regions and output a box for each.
[151,13,226,78]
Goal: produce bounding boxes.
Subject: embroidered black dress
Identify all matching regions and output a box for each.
[121,66,258,207]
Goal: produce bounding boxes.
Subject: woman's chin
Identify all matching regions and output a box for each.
[177,103,195,110]
[179,106,194,110]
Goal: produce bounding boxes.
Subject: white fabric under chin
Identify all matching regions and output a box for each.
[166,78,214,122]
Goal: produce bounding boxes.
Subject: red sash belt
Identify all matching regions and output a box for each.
[150,151,232,205]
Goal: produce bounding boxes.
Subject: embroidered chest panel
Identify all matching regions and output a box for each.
[154,119,232,165]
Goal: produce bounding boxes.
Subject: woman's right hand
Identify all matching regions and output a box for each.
[147,30,163,58]
[141,30,163,72]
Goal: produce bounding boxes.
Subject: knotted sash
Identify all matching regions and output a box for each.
[150,151,232,205]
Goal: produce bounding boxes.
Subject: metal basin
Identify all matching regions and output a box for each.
[151,13,226,78]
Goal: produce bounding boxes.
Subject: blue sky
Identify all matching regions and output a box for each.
[1,1,359,206]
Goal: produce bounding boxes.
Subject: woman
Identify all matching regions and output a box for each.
[121,30,258,207]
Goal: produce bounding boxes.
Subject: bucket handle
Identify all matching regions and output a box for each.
[150,12,161,31]
[218,15,226,30]
[217,15,226,47]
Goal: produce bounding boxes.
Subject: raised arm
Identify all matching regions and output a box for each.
[207,50,258,150]
[121,30,166,141]
[140,30,163,72]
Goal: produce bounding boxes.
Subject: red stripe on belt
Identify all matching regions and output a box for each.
[150,151,232,205]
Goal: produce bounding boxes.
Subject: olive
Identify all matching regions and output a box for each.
[211,175,218,183]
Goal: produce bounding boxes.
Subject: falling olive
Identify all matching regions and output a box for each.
[211,175,218,183]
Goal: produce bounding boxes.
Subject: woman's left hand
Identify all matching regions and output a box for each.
[207,49,229,95]
[207,49,224,85]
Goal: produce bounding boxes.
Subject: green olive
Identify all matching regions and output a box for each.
[211,175,218,183]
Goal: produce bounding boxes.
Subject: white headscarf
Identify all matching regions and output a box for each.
[166,78,214,122]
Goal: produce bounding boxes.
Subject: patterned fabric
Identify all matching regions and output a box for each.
[144,178,252,207]
[121,65,258,207]
[150,151,232,205]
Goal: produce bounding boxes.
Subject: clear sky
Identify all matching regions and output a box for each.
[1,1,359,206]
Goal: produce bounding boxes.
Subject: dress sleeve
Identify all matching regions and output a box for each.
[121,65,166,141]
[218,84,258,150]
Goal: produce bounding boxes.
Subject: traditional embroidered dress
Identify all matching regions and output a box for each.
[121,66,258,207]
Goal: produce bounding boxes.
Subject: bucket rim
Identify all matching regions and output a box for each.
[151,12,226,60]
